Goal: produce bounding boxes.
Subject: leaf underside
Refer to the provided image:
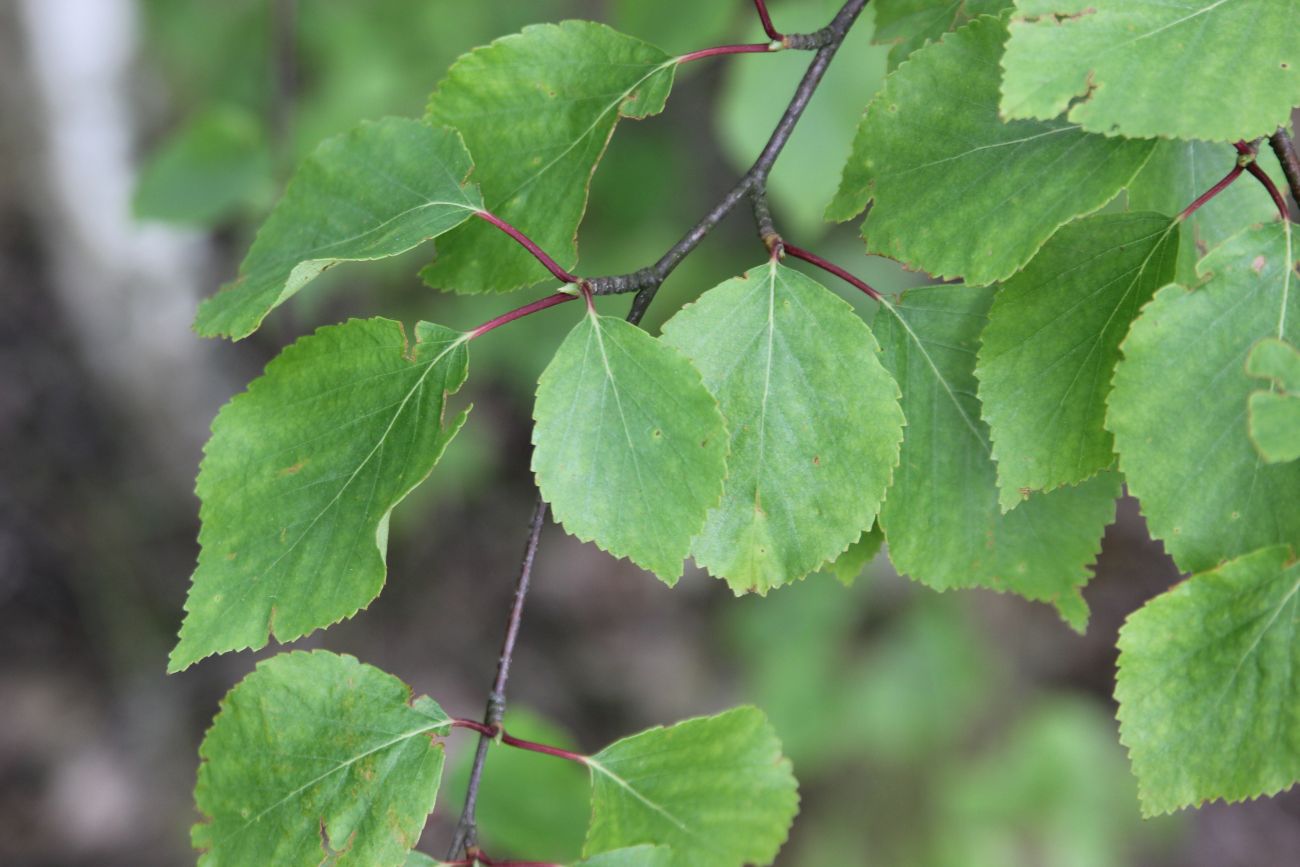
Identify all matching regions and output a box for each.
[976,212,1179,511]
[195,118,482,340]
[532,311,728,583]
[875,284,1120,629]
[660,262,903,594]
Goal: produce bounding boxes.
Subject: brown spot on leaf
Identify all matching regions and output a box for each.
[1252,255,1268,274]
[278,459,308,476]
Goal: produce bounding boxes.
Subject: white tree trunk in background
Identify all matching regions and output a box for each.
[15,0,230,480]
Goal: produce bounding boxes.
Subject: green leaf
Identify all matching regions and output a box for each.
[532,308,727,584]
[584,707,799,867]
[423,22,675,293]
[194,118,481,340]
[194,651,450,866]
[976,212,1179,511]
[577,847,675,867]
[1116,545,1300,815]
[659,262,903,593]
[1000,0,1300,141]
[1127,140,1288,284]
[874,285,1120,628]
[827,14,1154,285]
[872,0,1012,69]
[133,104,273,226]
[826,523,884,587]
[171,318,470,671]
[1248,337,1300,463]
[1107,222,1300,573]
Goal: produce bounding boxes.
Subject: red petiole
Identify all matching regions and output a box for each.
[1233,140,1291,221]
[783,242,882,301]
[754,0,783,40]
[450,719,589,766]
[676,42,776,64]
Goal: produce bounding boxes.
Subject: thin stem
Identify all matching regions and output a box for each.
[783,243,882,300]
[498,730,589,765]
[1235,139,1291,221]
[589,0,869,324]
[754,0,783,40]
[473,210,580,284]
[442,856,561,867]
[676,42,776,64]
[467,293,577,340]
[446,499,549,859]
[1270,128,1300,211]
[1176,164,1245,222]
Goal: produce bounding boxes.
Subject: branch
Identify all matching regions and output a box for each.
[588,0,870,325]
[445,2,870,855]
[1235,139,1291,222]
[1270,127,1300,215]
[446,498,549,859]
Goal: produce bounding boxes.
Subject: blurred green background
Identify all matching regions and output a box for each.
[2,1,1297,865]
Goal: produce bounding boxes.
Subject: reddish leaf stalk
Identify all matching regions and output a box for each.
[783,243,882,301]
[753,0,783,40]
[1234,139,1291,222]
[676,42,776,64]
[473,210,580,284]
[467,293,577,340]
[451,719,590,765]
[1176,164,1245,222]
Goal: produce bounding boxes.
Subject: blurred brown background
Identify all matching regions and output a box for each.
[1,1,1296,865]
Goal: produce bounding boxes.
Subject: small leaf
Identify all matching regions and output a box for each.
[660,262,903,593]
[1127,140,1287,284]
[171,318,470,671]
[1247,337,1300,463]
[1107,223,1300,573]
[826,523,885,587]
[577,847,675,867]
[976,212,1179,510]
[872,0,1012,69]
[194,651,450,866]
[532,309,727,583]
[584,707,799,867]
[133,104,273,226]
[1116,546,1300,816]
[1000,0,1300,141]
[827,13,1153,285]
[195,118,482,340]
[875,285,1119,629]
[424,22,675,293]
